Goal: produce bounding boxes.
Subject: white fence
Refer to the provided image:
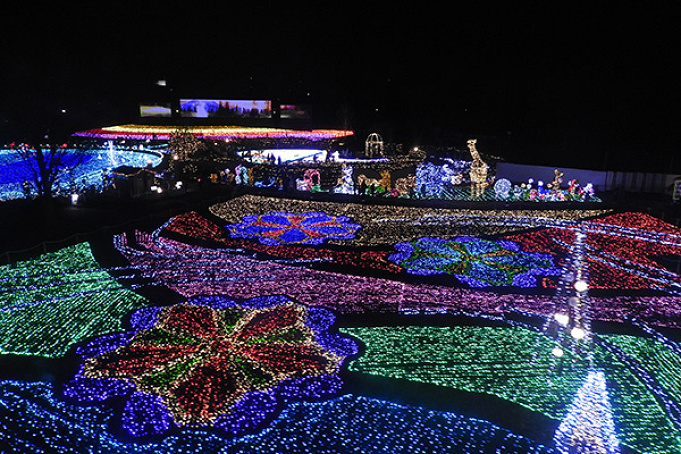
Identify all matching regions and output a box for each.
[496,162,680,195]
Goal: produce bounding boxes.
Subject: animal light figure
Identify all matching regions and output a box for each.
[467,139,489,198]
[548,169,564,191]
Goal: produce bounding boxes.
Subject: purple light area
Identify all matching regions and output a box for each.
[122,391,175,438]
[278,374,344,400]
[75,332,135,359]
[213,389,277,436]
[116,231,681,328]
[63,376,135,402]
[128,306,163,330]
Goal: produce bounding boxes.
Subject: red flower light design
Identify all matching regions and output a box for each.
[80,301,347,427]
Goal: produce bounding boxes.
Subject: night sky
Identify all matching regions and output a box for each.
[2,4,680,172]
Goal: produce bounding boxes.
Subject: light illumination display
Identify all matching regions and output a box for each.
[414,160,469,198]
[238,148,327,164]
[411,158,600,202]
[71,124,354,142]
[208,194,611,246]
[537,228,594,365]
[64,295,358,437]
[388,236,560,287]
[505,211,681,292]
[553,370,621,454]
[226,211,361,246]
[0,243,148,357]
[165,211,401,273]
[1,381,556,454]
[4,192,681,453]
[0,146,162,200]
[342,325,681,454]
[117,223,681,329]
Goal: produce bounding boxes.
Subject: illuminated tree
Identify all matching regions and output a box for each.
[169,128,205,161]
[13,143,87,199]
[168,128,206,181]
[554,370,621,454]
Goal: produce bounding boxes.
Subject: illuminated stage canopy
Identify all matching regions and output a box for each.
[72,124,354,142]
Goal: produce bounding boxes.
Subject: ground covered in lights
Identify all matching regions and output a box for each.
[2,194,681,453]
[0,147,162,200]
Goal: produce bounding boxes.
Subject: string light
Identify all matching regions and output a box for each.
[64,295,358,437]
[209,194,611,246]
[72,124,354,142]
[554,370,621,453]
[342,325,681,454]
[1,380,556,453]
[226,211,361,246]
[506,211,681,293]
[388,235,560,287]
[0,146,162,200]
[0,243,148,357]
[3,194,681,453]
[119,218,681,329]
[571,327,587,340]
[554,313,570,327]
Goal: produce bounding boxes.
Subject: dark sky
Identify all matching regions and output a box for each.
[2,4,680,171]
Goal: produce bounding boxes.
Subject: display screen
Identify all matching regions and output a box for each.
[280,104,310,119]
[180,99,272,118]
[139,103,172,117]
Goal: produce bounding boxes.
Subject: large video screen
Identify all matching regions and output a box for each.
[139,103,172,117]
[280,104,310,119]
[180,99,272,118]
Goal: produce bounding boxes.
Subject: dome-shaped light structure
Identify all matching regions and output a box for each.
[365,132,384,158]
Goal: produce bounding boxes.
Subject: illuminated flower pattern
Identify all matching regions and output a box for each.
[226,211,361,246]
[63,295,358,438]
[389,236,560,287]
[504,212,681,291]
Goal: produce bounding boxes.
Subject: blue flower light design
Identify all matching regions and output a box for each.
[226,211,361,246]
[389,236,560,287]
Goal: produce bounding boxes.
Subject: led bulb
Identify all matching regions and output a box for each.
[571,327,587,340]
[574,280,588,293]
[554,313,570,326]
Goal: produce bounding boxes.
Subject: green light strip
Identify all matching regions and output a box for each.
[341,325,681,454]
[0,243,148,358]
[602,334,681,404]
